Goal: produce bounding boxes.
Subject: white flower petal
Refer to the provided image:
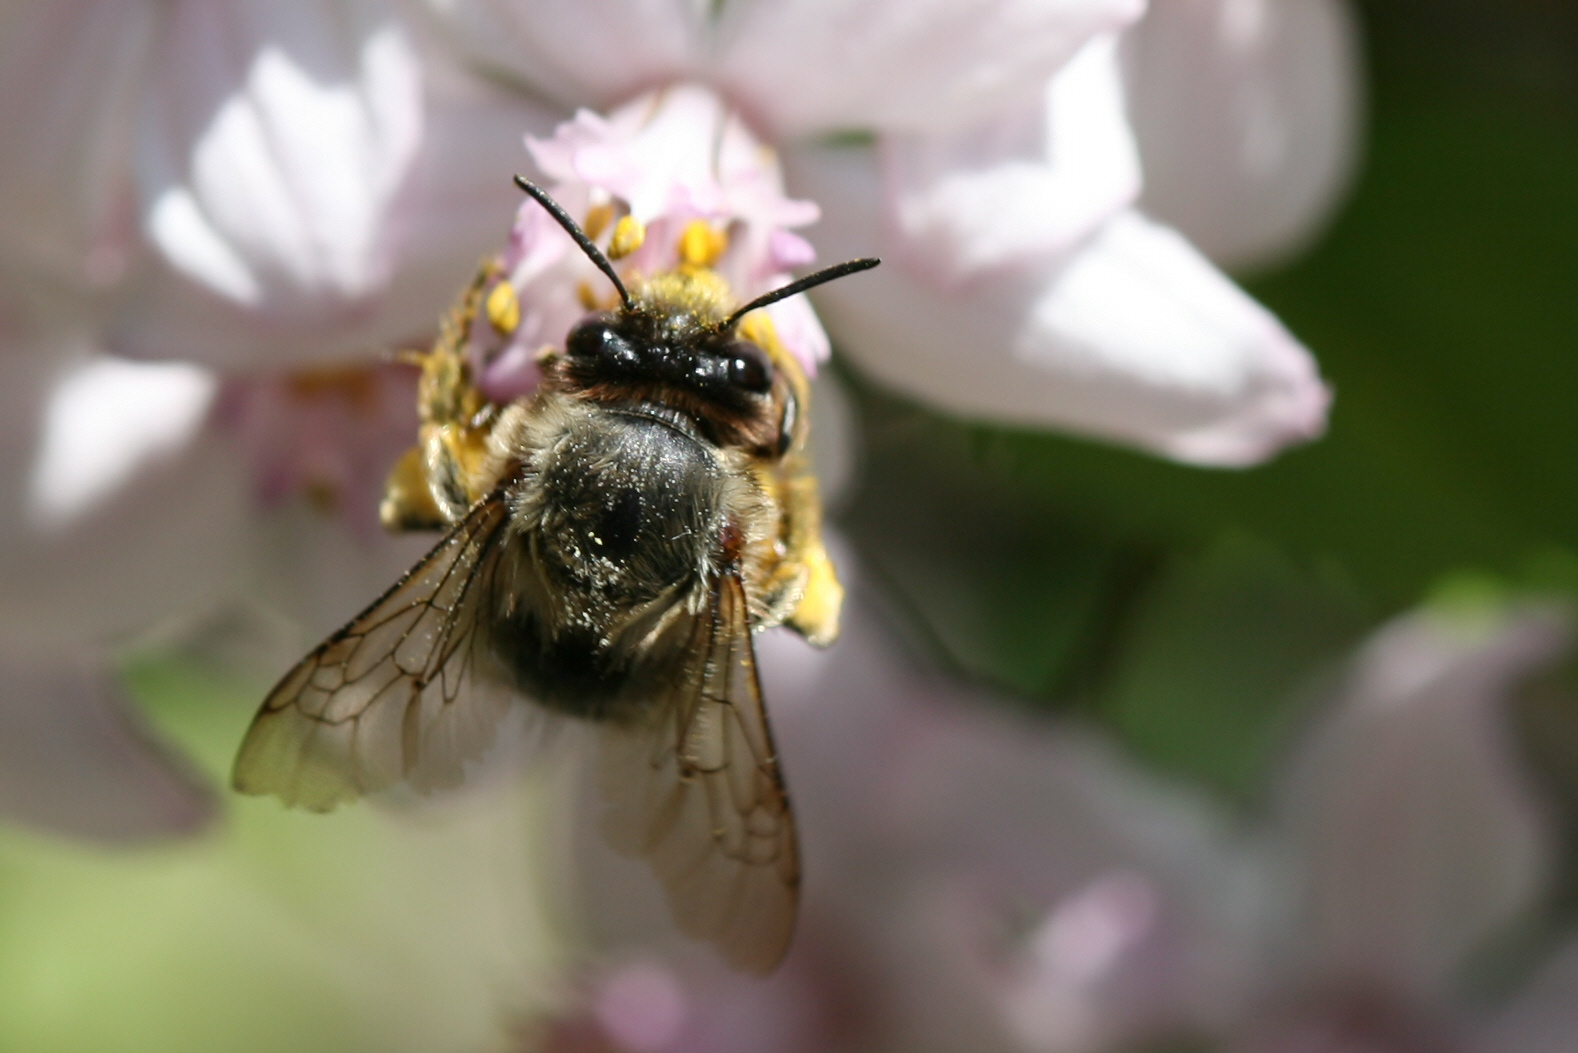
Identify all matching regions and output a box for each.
[791,140,1328,464]
[0,652,214,840]
[415,0,704,111]
[125,0,424,363]
[27,356,218,528]
[0,352,251,650]
[882,33,1141,286]
[717,0,1146,138]
[103,4,559,371]
[1014,211,1329,464]
[391,50,565,305]
[0,2,153,293]
[1276,605,1565,1000]
[1123,0,1363,269]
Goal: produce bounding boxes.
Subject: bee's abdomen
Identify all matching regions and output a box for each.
[488,615,634,720]
[490,405,728,721]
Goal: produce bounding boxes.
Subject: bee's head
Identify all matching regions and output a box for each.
[563,308,773,404]
[512,176,878,442]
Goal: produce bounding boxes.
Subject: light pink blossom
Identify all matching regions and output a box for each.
[0,0,1360,846]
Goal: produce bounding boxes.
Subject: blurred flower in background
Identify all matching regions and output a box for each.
[525,595,1578,1053]
[15,0,1578,1052]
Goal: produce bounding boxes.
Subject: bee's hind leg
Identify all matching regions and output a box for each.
[777,467,843,649]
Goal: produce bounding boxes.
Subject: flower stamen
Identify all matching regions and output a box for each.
[678,220,727,270]
[607,215,645,260]
[485,280,521,335]
[582,202,614,242]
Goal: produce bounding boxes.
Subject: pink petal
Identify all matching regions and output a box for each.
[881,33,1140,286]
[1123,0,1364,269]
[1275,605,1566,1000]
[791,136,1328,465]
[412,0,703,112]
[0,653,214,841]
[0,2,152,295]
[512,85,831,373]
[27,356,218,528]
[137,1,423,313]
[116,3,560,369]
[717,0,1147,138]
[0,351,251,648]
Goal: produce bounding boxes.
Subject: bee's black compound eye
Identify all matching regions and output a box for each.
[566,314,639,369]
[725,341,772,393]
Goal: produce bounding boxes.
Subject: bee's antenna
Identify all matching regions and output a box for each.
[513,175,631,309]
[724,257,880,330]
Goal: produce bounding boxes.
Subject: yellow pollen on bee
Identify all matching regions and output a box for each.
[607,215,645,260]
[484,280,521,335]
[678,220,727,269]
[583,202,614,241]
[737,311,781,356]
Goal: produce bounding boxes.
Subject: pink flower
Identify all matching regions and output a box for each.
[0,0,1360,846]
[471,85,833,401]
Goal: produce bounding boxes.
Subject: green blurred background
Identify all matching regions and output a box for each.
[4,0,1578,1048]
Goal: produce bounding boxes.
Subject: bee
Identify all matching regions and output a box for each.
[232,176,878,974]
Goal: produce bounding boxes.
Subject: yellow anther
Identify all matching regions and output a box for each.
[678,220,727,269]
[583,202,614,241]
[484,280,521,335]
[607,215,646,260]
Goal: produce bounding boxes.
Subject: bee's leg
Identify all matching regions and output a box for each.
[420,419,495,523]
[775,462,844,648]
[380,445,446,531]
[382,259,503,531]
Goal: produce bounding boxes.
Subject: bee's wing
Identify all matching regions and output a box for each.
[599,570,801,974]
[233,493,516,812]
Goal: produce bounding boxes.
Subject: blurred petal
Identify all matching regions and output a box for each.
[1478,937,1578,1053]
[762,558,1257,1053]
[882,33,1141,286]
[121,0,426,365]
[413,0,703,112]
[27,356,217,529]
[0,2,152,294]
[389,45,564,317]
[1276,605,1566,1000]
[864,704,1260,1053]
[243,501,432,647]
[0,653,214,840]
[717,0,1146,138]
[0,350,251,649]
[216,362,416,535]
[791,139,1328,465]
[1123,0,1364,269]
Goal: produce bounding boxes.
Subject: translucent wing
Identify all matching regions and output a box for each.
[233,493,515,812]
[599,571,801,974]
